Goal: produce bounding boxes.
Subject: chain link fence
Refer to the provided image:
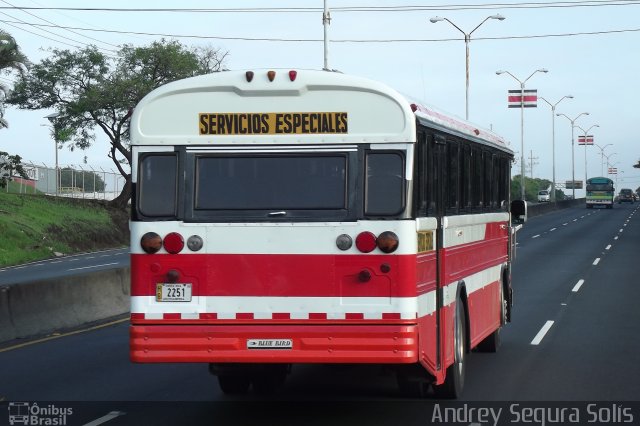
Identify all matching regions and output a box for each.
[4,162,127,200]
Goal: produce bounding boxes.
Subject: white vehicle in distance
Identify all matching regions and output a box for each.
[537,190,550,202]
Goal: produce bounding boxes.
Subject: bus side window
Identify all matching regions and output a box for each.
[138,154,178,217]
[461,143,472,213]
[446,139,459,215]
[472,146,482,210]
[414,131,428,217]
[483,150,492,211]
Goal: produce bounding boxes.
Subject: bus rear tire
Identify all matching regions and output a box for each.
[433,299,466,399]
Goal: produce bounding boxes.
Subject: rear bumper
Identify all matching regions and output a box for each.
[130,324,419,364]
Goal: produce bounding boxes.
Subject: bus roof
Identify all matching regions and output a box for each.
[587,177,614,184]
[130,68,512,154]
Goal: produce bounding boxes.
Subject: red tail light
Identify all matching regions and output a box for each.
[267,70,276,81]
[289,70,297,81]
[377,231,399,253]
[163,232,184,254]
[355,232,377,253]
[140,232,162,254]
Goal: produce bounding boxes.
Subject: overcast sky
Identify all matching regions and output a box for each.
[1,0,639,194]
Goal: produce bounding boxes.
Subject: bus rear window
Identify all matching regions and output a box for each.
[365,152,405,216]
[138,154,178,217]
[194,155,347,210]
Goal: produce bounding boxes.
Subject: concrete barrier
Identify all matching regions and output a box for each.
[0,268,130,343]
[527,198,585,218]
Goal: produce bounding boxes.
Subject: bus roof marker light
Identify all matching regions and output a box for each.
[267,70,276,82]
[245,71,254,82]
[289,70,297,81]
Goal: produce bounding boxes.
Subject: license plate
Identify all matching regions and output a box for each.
[156,283,192,302]
[247,339,293,349]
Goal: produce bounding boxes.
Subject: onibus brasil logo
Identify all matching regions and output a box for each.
[7,402,73,425]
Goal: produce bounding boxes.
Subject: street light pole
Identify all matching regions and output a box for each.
[540,95,573,202]
[594,143,613,176]
[430,14,505,120]
[575,124,599,186]
[496,68,548,200]
[605,153,617,176]
[557,112,589,199]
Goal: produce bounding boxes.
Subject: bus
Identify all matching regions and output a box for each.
[586,177,614,208]
[129,69,520,398]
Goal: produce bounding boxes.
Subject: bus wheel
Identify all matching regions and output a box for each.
[217,375,251,395]
[433,299,466,399]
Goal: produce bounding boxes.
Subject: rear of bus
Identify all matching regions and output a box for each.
[586,177,614,208]
[129,70,427,393]
[130,69,514,398]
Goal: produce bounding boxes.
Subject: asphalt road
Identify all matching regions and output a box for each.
[0,204,638,425]
[0,248,129,286]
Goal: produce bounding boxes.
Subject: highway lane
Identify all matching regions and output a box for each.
[0,248,129,285]
[464,202,640,400]
[0,204,638,424]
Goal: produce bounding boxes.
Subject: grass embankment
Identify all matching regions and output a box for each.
[0,189,129,267]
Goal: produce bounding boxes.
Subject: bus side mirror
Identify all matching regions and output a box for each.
[511,200,527,224]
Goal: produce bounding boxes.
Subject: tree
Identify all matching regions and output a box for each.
[7,40,228,207]
[511,175,562,202]
[0,30,28,129]
[0,151,27,188]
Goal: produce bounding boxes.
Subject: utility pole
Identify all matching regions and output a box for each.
[528,150,539,180]
[322,0,331,70]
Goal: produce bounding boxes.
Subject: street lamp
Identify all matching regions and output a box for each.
[575,124,599,185]
[540,95,573,202]
[430,14,505,120]
[605,153,618,178]
[556,112,589,199]
[496,68,548,200]
[44,112,61,195]
[594,143,613,176]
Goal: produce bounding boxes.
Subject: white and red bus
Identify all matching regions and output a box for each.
[129,69,519,398]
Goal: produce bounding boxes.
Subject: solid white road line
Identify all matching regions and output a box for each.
[68,262,120,272]
[531,321,555,345]
[572,279,585,292]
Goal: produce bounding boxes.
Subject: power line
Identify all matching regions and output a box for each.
[1,0,120,50]
[1,18,639,43]
[0,1,639,13]
[0,8,118,54]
